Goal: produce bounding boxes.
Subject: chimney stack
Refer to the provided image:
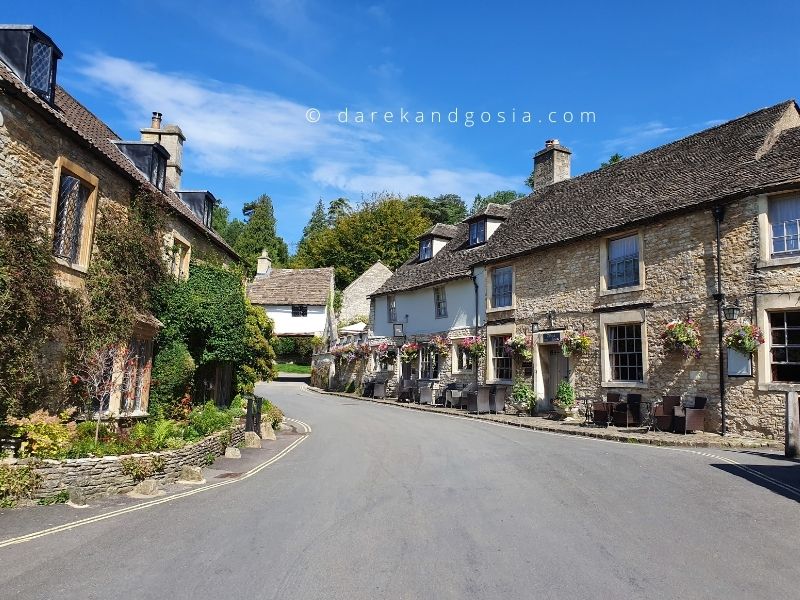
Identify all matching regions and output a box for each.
[257,250,272,276]
[140,111,185,191]
[533,139,571,190]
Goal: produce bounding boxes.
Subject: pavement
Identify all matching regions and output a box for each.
[1,380,799,600]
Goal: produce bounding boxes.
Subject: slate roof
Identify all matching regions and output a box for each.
[466,202,512,222]
[247,267,334,306]
[418,223,459,240]
[0,61,238,260]
[374,100,800,296]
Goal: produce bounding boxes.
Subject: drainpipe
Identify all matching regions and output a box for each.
[712,205,727,436]
[472,270,480,388]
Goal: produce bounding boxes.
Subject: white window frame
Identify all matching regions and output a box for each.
[419,238,433,261]
[756,292,800,391]
[489,265,514,310]
[599,230,645,295]
[486,323,515,382]
[451,339,474,373]
[434,286,447,318]
[387,294,397,323]
[598,310,648,388]
[469,219,486,246]
[758,192,800,268]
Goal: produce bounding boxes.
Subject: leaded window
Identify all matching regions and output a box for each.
[608,324,643,382]
[434,286,447,318]
[769,311,800,382]
[52,174,89,263]
[29,40,53,101]
[292,305,308,317]
[469,219,486,246]
[491,336,512,380]
[492,267,513,308]
[608,234,640,289]
[769,195,800,257]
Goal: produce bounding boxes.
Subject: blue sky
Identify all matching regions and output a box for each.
[7,1,800,248]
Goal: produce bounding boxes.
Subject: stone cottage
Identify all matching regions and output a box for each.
[0,25,239,415]
[339,261,392,324]
[370,100,800,441]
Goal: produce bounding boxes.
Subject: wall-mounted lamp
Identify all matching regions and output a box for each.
[723,300,741,321]
[531,322,540,333]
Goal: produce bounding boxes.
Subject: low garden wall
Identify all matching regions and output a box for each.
[12,425,245,501]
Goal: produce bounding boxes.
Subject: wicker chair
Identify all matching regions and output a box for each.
[612,393,641,427]
[674,396,708,433]
[653,396,679,431]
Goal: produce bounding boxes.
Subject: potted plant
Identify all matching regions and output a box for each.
[560,330,591,357]
[662,318,701,358]
[552,380,576,418]
[724,323,764,355]
[505,334,532,360]
[400,341,420,363]
[509,378,536,416]
[429,335,451,355]
[375,341,397,362]
[461,336,486,358]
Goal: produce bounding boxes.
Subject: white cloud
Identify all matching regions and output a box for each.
[255,0,317,35]
[366,4,391,25]
[602,121,677,155]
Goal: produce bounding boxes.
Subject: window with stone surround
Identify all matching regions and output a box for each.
[769,311,800,382]
[454,343,474,372]
[768,194,800,258]
[491,266,513,308]
[170,232,191,280]
[490,335,512,380]
[434,286,447,318]
[50,157,99,270]
[607,323,644,382]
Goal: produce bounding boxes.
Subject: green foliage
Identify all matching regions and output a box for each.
[553,380,576,409]
[150,340,196,414]
[302,199,329,242]
[294,196,430,288]
[511,379,536,412]
[187,402,237,438]
[332,290,343,315]
[272,336,314,362]
[601,153,624,168]
[326,197,352,225]
[7,409,77,459]
[471,190,524,215]
[158,263,247,367]
[406,194,467,224]
[232,194,289,274]
[202,452,216,466]
[260,398,284,430]
[82,188,170,349]
[38,490,69,505]
[0,464,40,507]
[211,204,246,247]
[345,380,356,393]
[275,363,312,374]
[237,299,277,394]
[0,208,71,420]
[120,455,165,482]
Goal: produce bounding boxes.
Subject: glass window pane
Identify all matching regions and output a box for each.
[786,312,800,327]
[772,348,787,363]
[770,312,786,327]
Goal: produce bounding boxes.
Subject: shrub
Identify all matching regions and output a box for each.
[553,380,575,409]
[0,464,40,507]
[120,456,165,482]
[150,340,195,414]
[7,409,77,459]
[511,378,535,412]
[187,402,235,437]
[261,399,284,430]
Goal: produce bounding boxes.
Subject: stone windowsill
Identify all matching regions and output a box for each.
[54,256,89,275]
[600,381,648,389]
[756,255,800,269]
[598,283,646,297]
[757,382,800,393]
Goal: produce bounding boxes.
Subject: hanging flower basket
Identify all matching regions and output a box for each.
[560,330,591,357]
[461,336,486,358]
[662,318,701,358]
[505,334,532,360]
[429,335,451,355]
[400,342,420,363]
[374,341,397,362]
[724,323,764,356]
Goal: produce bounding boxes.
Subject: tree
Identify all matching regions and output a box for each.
[407,194,467,225]
[233,194,289,274]
[296,196,430,288]
[470,190,524,215]
[211,205,245,247]
[601,153,624,167]
[302,199,328,242]
[327,197,352,226]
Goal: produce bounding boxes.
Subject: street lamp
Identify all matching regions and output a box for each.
[723,300,741,321]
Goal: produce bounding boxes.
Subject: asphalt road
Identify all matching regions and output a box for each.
[1,381,799,600]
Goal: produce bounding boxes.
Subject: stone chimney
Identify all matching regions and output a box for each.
[257,250,272,276]
[533,139,571,190]
[140,111,185,191]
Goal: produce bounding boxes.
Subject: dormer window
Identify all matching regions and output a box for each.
[469,219,486,246]
[150,149,167,191]
[113,142,170,191]
[28,39,55,102]
[419,238,433,261]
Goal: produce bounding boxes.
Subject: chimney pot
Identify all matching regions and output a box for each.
[151,112,163,129]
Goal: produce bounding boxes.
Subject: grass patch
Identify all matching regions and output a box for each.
[275,362,311,374]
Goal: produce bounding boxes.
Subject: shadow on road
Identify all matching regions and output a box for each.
[274,372,311,383]
[710,463,800,503]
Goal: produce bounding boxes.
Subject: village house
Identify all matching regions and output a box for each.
[0,25,239,415]
[369,100,800,441]
[247,251,335,344]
